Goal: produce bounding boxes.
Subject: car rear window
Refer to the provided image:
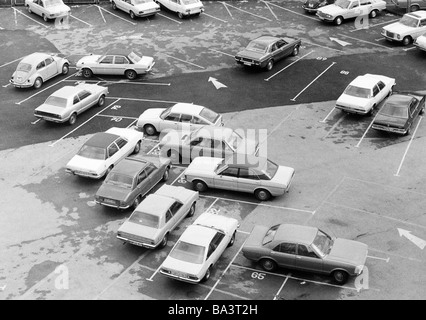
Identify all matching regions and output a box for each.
[379,104,409,118]
[17,63,32,72]
[199,108,220,124]
[129,211,160,229]
[45,96,68,108]
[344,85,371,98]
[169,241,205,264]
[105,173,133,188]
[246,41,268,53]
[77,145,106,160]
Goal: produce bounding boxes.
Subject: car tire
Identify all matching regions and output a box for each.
[132,195,142,209]
[334,16,343,26]
[178,12,184,19]
[332,270,349,285]
[369,104,376,115]
[43,14,48,22]
[97,94,106,107]
[159,233,168,249]
[82,68,93,78]
[292,46,299,56]
[193,180,207,192]
[187,202,196,218]
[33,77,43,89]
[405,125,411,136]
[144,124,157,136]
[133,141,141,154]
[402,36,412,46]
[420,107,425,115]
[27,6,32,13]
[369,9,378,19]
[130,11,136,19]
[265,60,274,71]
[255,189,271,201]
[125,70,137,80]
[62,63,69,75]
[104,165,113,178]
[410,5,420,12]
[162,167,170,181]
[227,231,236,247]
[201,266,212,282]
[69,113,77,125]
[112,2,117,10]
[260,258,277,272]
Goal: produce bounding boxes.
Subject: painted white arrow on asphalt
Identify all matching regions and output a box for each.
[208,77,227,90]
[329,37,352,46]
[397,228,426,250]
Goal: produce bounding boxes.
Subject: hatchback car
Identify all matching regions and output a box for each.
[111,0,160,19]
[235,35,301,71]
[136,103,223,136]
[372,92,425,135]
[155,0,204,19]
[117,185,199,248]
[184,154,295,201]
[25,0,70,22]
[66,127,144,179]
[76,51,155,80]
[34,83,109,125]
[10,52,70,89]
[242,223,368,284]
[382,10,426,46]
[95,155,171,210]
[159,212,239,283]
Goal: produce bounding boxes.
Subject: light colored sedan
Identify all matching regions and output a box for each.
[34,83,109,125]
[66,127,144,179]
[155,0,204,19]
[117,185,199,248]
[76,51,155,80]
[25,0,70,22]
[111,0,160,19]
[10,52,70,89]
[136,103,223,136]
[160,212,238,283]
[382,10,426,46]
[184,154,295,201]
[335,74,395,115]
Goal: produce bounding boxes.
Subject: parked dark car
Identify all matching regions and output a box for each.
[302,0,335,14]
[372,92,425,135]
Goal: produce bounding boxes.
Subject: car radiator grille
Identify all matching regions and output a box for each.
[386,31,395,38]
[34,111,61,119]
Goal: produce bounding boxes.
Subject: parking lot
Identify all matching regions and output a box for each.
[1,0,426,302]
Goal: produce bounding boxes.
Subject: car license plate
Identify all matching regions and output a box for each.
[104,198,116,205]
[172,271,187,278]
[243,62,252,66]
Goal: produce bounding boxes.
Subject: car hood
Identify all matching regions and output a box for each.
[96,183,131,202]
[138,108,165,122]
[336,93,371,110]
[374,113,407,127]
[243,225,269,248]
[118,220,159,241]
[318,4,344,15]
[383,22,416,34]
[327,238,368,266]
[35,103,66,116]
[271,166,295,187]
[236,49,266,60]
[66,155,105,173]
[161,255,203,276]
[76,55,102,66]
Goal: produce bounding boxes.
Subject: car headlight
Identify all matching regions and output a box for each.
[397,34,401,40]
[355,265,364,275]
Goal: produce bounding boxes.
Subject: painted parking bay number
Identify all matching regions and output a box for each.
[251,272,266,280]
[110,105,122,122]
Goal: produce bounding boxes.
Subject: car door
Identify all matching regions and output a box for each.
[273,40,290,60]
[294,244,324,273]
[95,55,115,75]
[237,168,261,193]
[117,0,128,11]
[43,57,58,80]
[169,0,180,12]
[106,142,121,169]
[77,90,95,113]
[206,232,227,269]
[345,0,360,19]
[179,114,193,132]
[213,166,239,191]
[112,55,130,76]
[35,59,48,80]
[416,18,426,38]
[159,113,180,132]
[32,0,43,16]
[371,84,381,107]
[167,201,184,231]
[144,163,161,187]
[135,169,151,198]
[115,137,130,158]
[375,81,387,104]
[269,242,297,268]
[407,98,419,129]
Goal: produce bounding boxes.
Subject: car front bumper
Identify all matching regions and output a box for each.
[65,168,103,179]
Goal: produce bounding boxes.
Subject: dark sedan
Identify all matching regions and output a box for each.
[235,35,301,71]
[302,0,335,14]
[372,93,425,135]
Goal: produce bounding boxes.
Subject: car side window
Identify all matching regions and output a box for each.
[100,56,114,64]
[73,95,80,105]
[377,81,385,91]
[420,19,426,27]
[350,2,359,8]
[239,168,260,180]
[190,137,203,146]
[170,201,183,215]
[144,164,156,177]
[108,143,119,158]
[36,61,46,70]
[45,58,53,66]
[180,114,192,123]
[273,243,297,254]
[297,244,319,258]
[372,85,380,97]
[77,90,91,101]
[221,167,239,177]
[137,170,147,184]
[165,209,173,223]
[115,137,128,149]
[165,113,180,122]
[271,43,278,52]
[276,40,286,48]
[114,56,129,64]
[192,117,207,125]
[207,232,225,259]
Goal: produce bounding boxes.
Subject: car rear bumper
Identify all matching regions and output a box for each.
[10,80,33,88]
[117,235,156,249]
[336,105,369,115]
[371,124,407,134]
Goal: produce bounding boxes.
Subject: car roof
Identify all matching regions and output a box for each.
[20,52,52,63]
[274,224,318,245]
[350,74,381,89]
[105,50,135,57]
[171,103,204,116]
[179,224,217,247]
[225,154,268,169]
[50,86,85,98]
[252,35,280,45]
[134,194,175,217]
[112,157,150,176]
[85,132,120,148]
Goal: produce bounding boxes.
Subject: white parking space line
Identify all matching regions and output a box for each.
[349,18,400,32]
[369,247,423,263]
[338,34,393,50]
[96,5,137,25]
[262,1,278,20]
[394,116,423,177]
[403,46,417,52]
[221,1,233,17]
[209,48,234,58]
[12,8,49,28]
[291,62,336,101]
[273,274,290,300]
[95,114,138,120]
[265,50,315,82]
[321,112,347,139]
[48,99,121,147]
[320,107,337,123]
[0,56,25,69]
[203,13,227,23]
[15,72,79,105]
[69,14,93,27]
[367,255,390,263]
[97,5,107,23]
[146,142,161,155]
[355,113,379,148]
[105,81,171,86]
[303,40,344,53]
[263,105,299,143]
[106,96,182,104]
[220,1,272,22]
[157,13,182,24]
[262,0,319,21]
[31,118,41,125]
[163,53,205,69]
[2,83,11,88]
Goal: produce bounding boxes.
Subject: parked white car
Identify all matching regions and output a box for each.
[76,51,155,80]
[155,0,204,19]
[136,103,223,136]
[316,0,386,25]
[335,74,396,115]
[66,127,144,179]
[414,33,426,50]
[25,0,70,22]
[111,0,160,19]
[382,10,426,45]
[160,211,239,283]
[34,83,109,125]
[10,52,69,89]
[117,185,199,249]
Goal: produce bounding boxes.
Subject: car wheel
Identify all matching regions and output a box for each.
[369,104,376,115]
[104,165,113,178]
[178,12,184,19]
[405,125,412,136]
[133,141,141,154]
[410,4,420,12]
[187,202,196,218]
[82,68,93,78]
[27,6,32,13]
[193,180,207,192]
[260,258,277,272]
[112,2,117,10]
[132,195,141,209]
[144,124,157,136]
[33,77,43,89]
[68,113,77,125]
[387,88,393,97]
[43,14,48,22]
[125,70,137,80]
[227,231,236,247]
[420,106,425,115]
[162,167,170,181]
[369,9,378,19]
[334,16,343,26]
[97,94,106,107]
[130,11,136,19]
[201,266,212,282]
[265,60,274,71]
[255,189,271,201]
[62,63,69,75]
[402,36,412,46]
[292,46,299,56]
[332,270,349,285]
[159,233,168,249]
[168,149,181,163]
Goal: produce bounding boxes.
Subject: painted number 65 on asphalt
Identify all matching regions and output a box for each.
[251,272,266,280]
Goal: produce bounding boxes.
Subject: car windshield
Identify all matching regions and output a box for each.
[246,41,268,53]
[128,51,142,64]
[16,63,32,72]
[262,224,280,245]
[160,107,172,119]
[264,159,279,179]
[169,240,205,264]
[225,131,243,150]
[335,0,350,8]
[105,172,133,188]
[379,103,409,118]
[344,85,371,98]
[182,0,200,4]
[400,15,419,28]
[128,211,160,228]
[311,230,333,257]
[77,145,106,160]
[133,0,150,4]
[44,96,68,108]
[44,0,63,7]
[199,107,220,124]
